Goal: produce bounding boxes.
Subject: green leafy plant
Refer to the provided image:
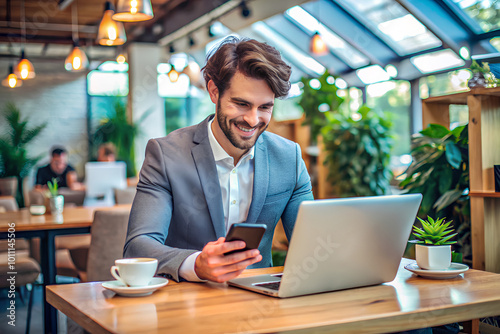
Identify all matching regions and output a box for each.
[401,124,470,260]
[299,71,344,140]
[0,102,46,206]
[321,106,393,197]
[412,216,457,246]
[299,70,393,197]
[93,100,152,177]
[47,178,59,197]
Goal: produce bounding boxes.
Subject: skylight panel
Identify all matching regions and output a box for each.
[410,49,465,74]
[356,65,391,84]
[337,0,442,56]
[285,6,369,68]
[452,0,500,33]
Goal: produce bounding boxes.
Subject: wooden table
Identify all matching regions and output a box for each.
[47,258,500,334]
[0,205,130,334]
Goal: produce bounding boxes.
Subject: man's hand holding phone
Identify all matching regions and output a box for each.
[194,224,266,283]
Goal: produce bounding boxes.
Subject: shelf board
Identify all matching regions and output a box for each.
[422,87,500,105]
[469,190,500,198]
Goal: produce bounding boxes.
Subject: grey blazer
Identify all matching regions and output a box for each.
[124,115,313,281]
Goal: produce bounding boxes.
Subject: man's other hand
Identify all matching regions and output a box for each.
[194,237,262,283]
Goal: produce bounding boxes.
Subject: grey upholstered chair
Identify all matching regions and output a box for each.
[69,209,130,282]
[114,187,137,205]
[0,195,19,211]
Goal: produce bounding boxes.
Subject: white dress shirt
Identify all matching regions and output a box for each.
[179,119,255,281]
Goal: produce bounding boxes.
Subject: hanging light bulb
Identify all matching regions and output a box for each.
[65,44,89,71]
[310,32,328,56]
[2,65,23,88]
[15,50,36,80]
[116,53,127,64]
[168,66,179,83]
[97,1,127,46]
[113,0,154,22]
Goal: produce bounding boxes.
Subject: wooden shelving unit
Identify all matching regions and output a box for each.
[422,87,500,272]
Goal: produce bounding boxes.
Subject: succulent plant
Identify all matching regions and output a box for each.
[47,178,59,197]
[412,216,457,246]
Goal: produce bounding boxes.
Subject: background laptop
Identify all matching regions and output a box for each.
[84,162,127,206]
[228,194,422,298]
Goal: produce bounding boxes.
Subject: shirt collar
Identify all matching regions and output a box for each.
[208,119,255,163]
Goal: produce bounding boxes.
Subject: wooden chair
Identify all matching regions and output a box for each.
[69,209,130,282]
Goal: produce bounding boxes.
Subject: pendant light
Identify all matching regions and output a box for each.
[116,53,126,64]
[112,0,154,22]
[310,32,328,55]
[97,1,127,46]
[15,51,36,79]
[65,45,89,71]
[309,1,328,56]
[2,65,23,88]
[168,66,179,83]
[15,0,35,80]
[65,3,89,71]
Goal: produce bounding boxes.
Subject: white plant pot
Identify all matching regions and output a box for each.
[415,244,451,270]
[49,195,64,215]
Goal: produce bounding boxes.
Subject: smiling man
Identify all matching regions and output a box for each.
[124,37,313,283]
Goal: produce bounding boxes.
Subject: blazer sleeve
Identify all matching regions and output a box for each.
[281,143,314,240]
[123,139,198,282]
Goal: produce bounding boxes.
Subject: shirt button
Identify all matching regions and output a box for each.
[231,200,236,205]
[232,169,237,174]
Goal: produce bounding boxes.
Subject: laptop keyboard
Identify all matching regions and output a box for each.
[254,281,281,291]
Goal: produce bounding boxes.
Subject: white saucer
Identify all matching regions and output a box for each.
[102,277,168,297]
[405,262,469,279]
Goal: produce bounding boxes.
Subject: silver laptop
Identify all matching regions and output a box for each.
[228,194,422,298]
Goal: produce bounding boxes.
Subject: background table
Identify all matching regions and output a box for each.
[47,258,500,333]
[0,205,130,334]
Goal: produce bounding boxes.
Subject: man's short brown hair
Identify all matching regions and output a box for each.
[202,37,291,98]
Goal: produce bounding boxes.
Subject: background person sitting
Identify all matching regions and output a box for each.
[97,142,116,162]
[35,146,84,191]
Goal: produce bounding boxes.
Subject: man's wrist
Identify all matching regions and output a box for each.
[179,251,207,282]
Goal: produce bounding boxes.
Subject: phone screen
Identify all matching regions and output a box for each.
[225,223,267,255]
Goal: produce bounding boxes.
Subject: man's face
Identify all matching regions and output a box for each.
[50,153,68,174]
[209,71,274,159]
[97,148,115,162]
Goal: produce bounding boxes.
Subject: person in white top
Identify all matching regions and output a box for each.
[124,37,313,283]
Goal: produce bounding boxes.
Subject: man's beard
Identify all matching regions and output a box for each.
[216,102,268,151]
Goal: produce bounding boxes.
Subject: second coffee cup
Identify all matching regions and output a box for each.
[111,258,158,287]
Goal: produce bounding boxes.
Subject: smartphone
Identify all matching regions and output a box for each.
[224,223,267,255]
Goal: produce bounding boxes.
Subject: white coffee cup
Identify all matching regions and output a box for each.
[110,258,158,287]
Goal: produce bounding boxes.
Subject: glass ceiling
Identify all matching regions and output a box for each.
[191,0,500,88]
[451,0,500,33]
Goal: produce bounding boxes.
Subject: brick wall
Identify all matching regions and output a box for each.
[0,59,88,186]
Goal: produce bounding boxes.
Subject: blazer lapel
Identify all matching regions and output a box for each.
[191,116,226,239]
[245,136,269,224]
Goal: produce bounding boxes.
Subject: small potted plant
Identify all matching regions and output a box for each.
[468,60,500,88]
[46,178,64,215]
[412,216,457,270]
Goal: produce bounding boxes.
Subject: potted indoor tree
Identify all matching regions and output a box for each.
[46,178,64,215]
[412,216,457,270]
[0,102,46,206]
